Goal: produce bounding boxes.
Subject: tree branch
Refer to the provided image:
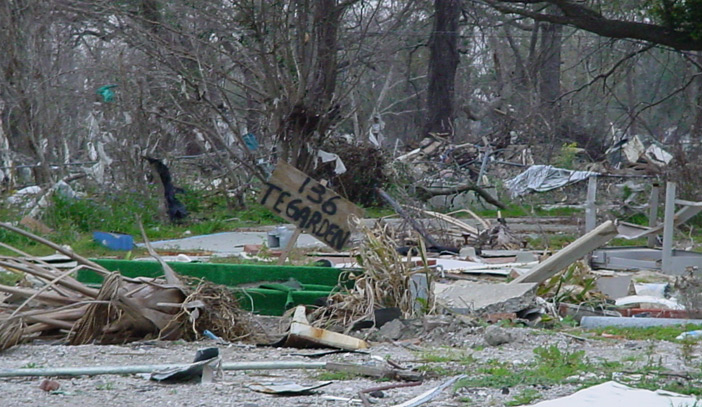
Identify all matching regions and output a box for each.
[485,0,702,50]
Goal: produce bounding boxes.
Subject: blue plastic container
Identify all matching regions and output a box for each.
[93,232,134,251]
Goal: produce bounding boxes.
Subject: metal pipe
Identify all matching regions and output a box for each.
[0,361,327,378]
[580,316,702,329]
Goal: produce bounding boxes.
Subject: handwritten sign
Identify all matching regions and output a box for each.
[260,160,365,251]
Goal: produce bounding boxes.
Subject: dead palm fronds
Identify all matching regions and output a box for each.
[0,222,255,351]
[311,216,434,332]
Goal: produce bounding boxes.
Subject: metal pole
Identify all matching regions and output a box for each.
[647,183,660,248]
[661,182,676,273]
[0,361,327,378]
[585,176,597,233]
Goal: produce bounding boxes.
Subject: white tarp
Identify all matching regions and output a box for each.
[526,381,698,407]
[506,165,598,198]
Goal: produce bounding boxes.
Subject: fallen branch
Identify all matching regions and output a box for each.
[376,188,441,248]
[0,222,108,274]
[0,284,80,305]
[10,267,86,317]
[404,205,480,236]
[0,259,99,298]
[416,182,506,209]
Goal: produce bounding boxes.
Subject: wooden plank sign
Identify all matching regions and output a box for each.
[260,160,365,251]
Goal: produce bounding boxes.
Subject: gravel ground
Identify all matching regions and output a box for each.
[0,316,696,407]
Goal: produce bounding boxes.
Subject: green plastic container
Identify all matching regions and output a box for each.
[79,259,352,316]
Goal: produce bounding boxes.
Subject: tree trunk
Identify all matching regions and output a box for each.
[689,52,702,140]
[423,0,460,140]
[538,21,563,131]
[279,0,347,173]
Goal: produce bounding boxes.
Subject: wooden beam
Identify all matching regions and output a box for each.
[511,220,618,284]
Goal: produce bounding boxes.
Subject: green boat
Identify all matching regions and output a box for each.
[77,259,353,316]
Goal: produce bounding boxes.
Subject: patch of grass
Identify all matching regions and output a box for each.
[457,346,598,389]
[95,381,115,391]
[608,237,649,247]
[236,203,285,225]
[457,396,473,405]
[505,388,542,406]
[363,206,394,218]
[472,203,583,220]
[416,364,460,377]
[0,183,283,256]
[0,271,23,286]
[531,345,589,381]
[416,349,476,365]
[21,362,43,369]
[469,362,524,387]
[0,228,41,255]
[586,324,702,341]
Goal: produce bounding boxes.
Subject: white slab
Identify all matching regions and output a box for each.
[139,231,326,256]
[527,381,698,407]
[434,281,537,314]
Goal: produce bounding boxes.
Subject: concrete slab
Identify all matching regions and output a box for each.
[139,231,326,256]
[434,281,537,315]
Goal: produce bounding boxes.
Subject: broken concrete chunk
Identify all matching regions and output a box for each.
[434,281,537,315]
[377,319,406,341]
[484,325,515,346]
[594,273,632,299]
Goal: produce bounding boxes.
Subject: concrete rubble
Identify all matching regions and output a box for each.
[433,281,537,315]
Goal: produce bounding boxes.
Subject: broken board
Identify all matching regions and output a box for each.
[260,160,365,251]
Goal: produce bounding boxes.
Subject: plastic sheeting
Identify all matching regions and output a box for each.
[506,165,598,198]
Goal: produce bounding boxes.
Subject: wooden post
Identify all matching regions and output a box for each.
[585,176,597,233]
[510,220,618,284]
[647,183,660,248]
[278,179,330,265]
[661,182,676,273]
[277,228,302,265]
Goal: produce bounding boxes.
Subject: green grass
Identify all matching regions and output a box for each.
[416,349,476,364]
[363,206,394,218]
[453,345,610,389]
[586,324,702,341]
[0,271,23,286]
[471,203,583,219]
[505,388,542,406]
[0,184,287,257]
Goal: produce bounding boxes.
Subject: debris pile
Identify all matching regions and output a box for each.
[0,222,254,352]
[311,216,433,330]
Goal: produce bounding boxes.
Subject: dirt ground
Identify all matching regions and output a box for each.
[0,315,694,407]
